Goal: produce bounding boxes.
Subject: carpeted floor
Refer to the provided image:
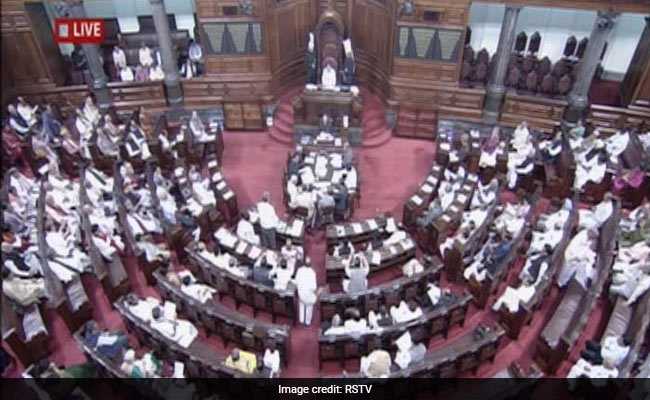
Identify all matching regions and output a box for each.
[2,90,612,379]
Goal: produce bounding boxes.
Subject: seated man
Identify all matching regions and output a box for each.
[402,258,424,277]
[263,341,281,378]
[149,303,198,348]
[269,258,295,291]
[2,268,46,307]
[343,252,370,294]
[121,349,162,378]
[175,270,217,304]
[224,348,258,374]
[280,239,302,271]
[394,331,427,370]
[236,213,260,245]
[136,234,171,263]
[368,306,392,329]
[82,321,129,361]
[390,300,423,324]
[333,240,355,257]
[383,220,408,247]
[557,228,598,289]
[359,349,392,378]
[253,253,276,287]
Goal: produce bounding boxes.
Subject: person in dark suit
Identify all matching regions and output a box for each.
[253,254,275,287]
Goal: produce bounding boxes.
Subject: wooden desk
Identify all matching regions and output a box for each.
[293,89,362,128]
[319,259,443,322]
[187,245,296,323]
[403,164,444,231]
[497,199,578,340]
[326,214,390,251]
[536,201,620,373]
[115,297,271,378]
[318,292,472,368]
[325,237,417,282]
[328,324,504,378]
[153,269,290,366]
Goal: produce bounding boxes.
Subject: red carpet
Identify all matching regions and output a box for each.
[2,89,611,378]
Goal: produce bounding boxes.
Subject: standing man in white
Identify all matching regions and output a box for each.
[257,192,279,249]
[294,258,319,325]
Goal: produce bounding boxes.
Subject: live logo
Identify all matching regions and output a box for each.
[54,19,105,44]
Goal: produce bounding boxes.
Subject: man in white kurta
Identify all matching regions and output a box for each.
[257,193,279,249]
[294,262,318,325]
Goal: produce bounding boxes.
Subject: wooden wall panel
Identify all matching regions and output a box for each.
[588,105,650,134]
[267,0,315,93]
[501,92,567,133]
[16,85,91,115]
[108,82,167,110]
[350,0,394,97]
[205,55,271,74]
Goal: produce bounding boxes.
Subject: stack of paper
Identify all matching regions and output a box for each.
[368,219,378,230]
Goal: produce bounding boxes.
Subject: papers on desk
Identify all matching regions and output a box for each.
[335,225,346,236]
[440,143,451,152]
[368,219,379,230]
[290,220,304,237]
[426,175,437,185]
[370,251,381,265]
[449,205,461,214]
[304,156,315,164]
[96,333,119,347]
[411,195,423,206]
[235,241,247,254]
[334,138,342,146]
[389,246,398,256]
[352,223,363,235]
[215,228,237,247]
[249,246,262,260]
[403,239,415,250]
[216,181,227,190]
[422,184,433,194]
[212,172,223,182]
[163,301,177,320]
[457,194,468,204]
[66,279,88,311]
[223,190,234,200]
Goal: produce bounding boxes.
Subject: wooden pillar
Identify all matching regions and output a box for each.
[621,16,650,108]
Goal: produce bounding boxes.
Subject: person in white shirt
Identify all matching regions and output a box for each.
[360,349,392,378]
[343,252,369,294]
[394,331,426,369]
[120,66,135,82]
[138,43,154,67]
[263,341,281,377]
[237,213,260,245]
[557,229,598,289]
[286,175,300,208]
[82,96,101,126]
[383,219,407,247]
[269,257,295,291]
[402,258,424,277]
[390,300,423,324]
[176,270,217,304]
[16,97,38,127]
[280,239,302,271]
[294,259,318,325]
[112,45,127,70]
[149,63,165,81]
[257,192,279,249]
[321,64,337,90]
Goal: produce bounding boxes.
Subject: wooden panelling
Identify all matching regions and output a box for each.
[398,0,471,27]
[474,0,650,14]
[621,20,650,107]
[15,85,90,115]
[392,59,460,84]
[501,92,567,133]
[267,0,314,93]
[205,55,271,74]
[108,81,167,110]
[587,105,650,134]
[391,84,485,139]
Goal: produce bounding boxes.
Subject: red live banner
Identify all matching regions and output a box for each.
[54,18,105,44]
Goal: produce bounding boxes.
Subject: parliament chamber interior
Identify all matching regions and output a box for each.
[2,0,650,392]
